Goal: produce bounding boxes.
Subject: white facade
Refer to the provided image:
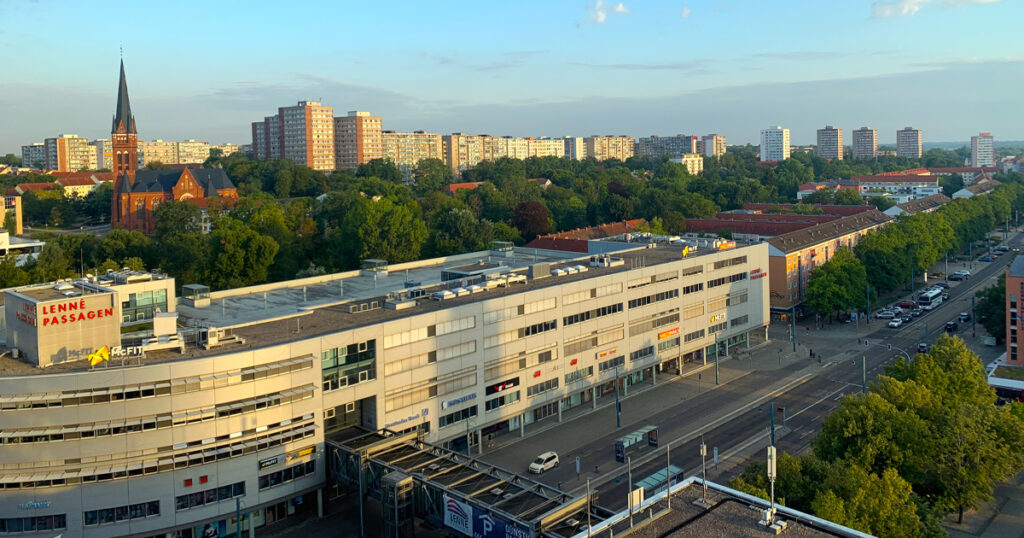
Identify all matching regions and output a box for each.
[972,133,995,167]
[760,127,790,162]
[702,134,726,157]
[0,243,769,537]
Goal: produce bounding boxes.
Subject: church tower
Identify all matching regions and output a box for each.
[111,58,138,228]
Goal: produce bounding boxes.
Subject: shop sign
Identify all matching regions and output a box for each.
[286,445,316,463]
[443,494,472,535]
[750,268,766,280]
[258,456,280,470]
[15,304,37,327]
[486,377,519,395]
[18,501,50,510]
[597,348,617,359]
[40,299,114,327]
[657,328,679,340]
[384,410,425,429]
[442,393,477,409]
[110,346,144,358]
[709,314,726,323]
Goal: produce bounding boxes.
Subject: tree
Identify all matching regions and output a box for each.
[0,154,21,166]
[152,200,202,240]
[356,158,403,183]
[412,158,454,197]
[867,196,895,211]
[833,188,863,205]
[975,274,1006,341]
[511,201,551,241]
[144,161,169,170]
[205,217,280,289]
[0,254,29,287]
[810,466,925,537]
[48,206,63,227]
[430,208,493,256]
[804,248,868,320]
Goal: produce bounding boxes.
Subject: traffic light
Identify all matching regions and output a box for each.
[887,344,892,351]
[864,339,869,346]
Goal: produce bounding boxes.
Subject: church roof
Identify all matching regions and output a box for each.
[129,168,236,196]
[112,59,136,134]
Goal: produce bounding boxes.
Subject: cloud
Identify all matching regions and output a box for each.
[586,1,628,24]
[681,6,692,18]
[871,0,1001,18]
[572,60,712,74]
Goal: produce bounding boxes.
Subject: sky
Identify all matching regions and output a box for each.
[1,0,1022,155]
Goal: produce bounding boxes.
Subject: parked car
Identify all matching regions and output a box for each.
[997,245,1010,252]
[529,451,559,474]
[934,282,950,289]
[891,306,904,315]
[917,343,929,353]
[889,318,903,328]
[896,300,916,309]
[911,308,923,317]
[980,256,994,262]
[876,310,896,319]
[960,270,971,277]
[902,315,912,322]
[945,321,958,333]
[959,312,971,322]
[949,273,964,281]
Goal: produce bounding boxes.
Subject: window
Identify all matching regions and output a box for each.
[485,391,520,411]
[684,302,704,319]
[595,283,622,297]
[629,312,680,336]
[564,327,623,356]
[658,337,680,352]
[439,405,478,428]
[564,366,594,384]
[727,291,748,306]
[707,277,727,288]
[564,303,623,325]
[709,322,728,333]
[84,501,159,526]
[258,461,316,491]
[684,329,705,342]
[562,289,590,305]
[484,305,521,324]
[628,289,678,309]
[435,316,476,336]
[728,272,747,283]
[520,320,557,337]
[630,346,654,361]
[0,515,66,533]
[682,283,703,295]
[524,298,556,314]
[730,315,749,327]
[599,355,625,372]
[681,265,703,276]
[485,330,518,348]
[527,378,559,397]
[714,256,747,270]
[175,481,246,511]
[708,296,728,313]
[383,327,430,349]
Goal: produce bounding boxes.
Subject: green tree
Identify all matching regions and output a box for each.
[356,158,403,183]
[412,158,454,196]
[511,201,551,241]
[810,466,925,537]
[152,200,202,240]
[0,154,22,166]
[205,217,280,289]
[833,188,863,205]
[353,198,428,264]
[48,206,63,227]
[804,248,868,319]
[144,161,169,170]
[975,274,1006,341]
[0,254,29,287]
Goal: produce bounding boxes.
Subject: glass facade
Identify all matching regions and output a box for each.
[121,289,168,322]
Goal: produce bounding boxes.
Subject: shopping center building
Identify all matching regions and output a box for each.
[0,237,769,537]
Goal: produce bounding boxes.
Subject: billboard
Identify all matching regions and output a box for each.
[444,495,473,535]
[443,494,533,538]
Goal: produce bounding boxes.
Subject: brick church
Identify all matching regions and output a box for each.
[110,60,238,233]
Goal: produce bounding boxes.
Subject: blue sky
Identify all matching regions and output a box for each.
[1,0,1022,154]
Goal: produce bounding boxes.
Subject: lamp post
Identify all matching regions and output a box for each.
[615,364,621,429]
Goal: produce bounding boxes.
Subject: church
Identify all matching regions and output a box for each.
[110,59,238,233]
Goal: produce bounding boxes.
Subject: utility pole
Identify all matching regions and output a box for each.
[866,284,871,325]
[790,307,797,353]
[769,399,776,446]
[715,347,720,385]
[666,442,673,509]
[862,355,867,394]
[615,364,622,428]
[627,456,634,527]
[767,446,777,525]
[236,498,242,538]
[586,479,593,537]
[972,295,977,338]
[700,438,708,504]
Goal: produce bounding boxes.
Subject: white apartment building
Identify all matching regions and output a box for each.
[584,136,635,161]
[702,134,726,158]
[852,127,877,160]
[382,130,444,175]
[972,132,995,167]
[564,137,586,160]
[670,153,704,176]
[760,126,790,162]
[0,240,769,537]
[897,127,922,159]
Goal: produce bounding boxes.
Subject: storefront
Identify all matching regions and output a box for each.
[164,491,318,538]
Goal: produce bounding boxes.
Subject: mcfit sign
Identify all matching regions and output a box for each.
[442,494,532,538]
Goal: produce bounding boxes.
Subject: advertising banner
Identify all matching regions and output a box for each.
[444,495,473,536]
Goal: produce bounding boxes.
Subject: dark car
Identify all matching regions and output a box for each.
[945,321,958,333]
[949,273,964,281]
[917,343,929,353]
[934,282,950,289]
[896,300,916,309]
[980,256,994,262]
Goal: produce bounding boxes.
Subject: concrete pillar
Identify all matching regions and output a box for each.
[557,402,563,422]
[677,356,682,375]
[652,365,657,386]
[623,375,629,397]
[317,487,324,518]
[592,387,597,409]
[476,428,483,455]
[248,516,256,538]
[520,413,526,437]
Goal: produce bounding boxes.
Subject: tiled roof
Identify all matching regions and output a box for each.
[129,169,235,196]
[928,167,999,174]
[56,177,99,187]
[851,174,939,184]
[448,182,485,194]
[16,182,57,192]
[878,168,930,176]
[743,203,873,217]
[767,209,891,254]
[541,219,647,241]
[523,237,589,253]
[683,219,818,237]
[895,193,950,214]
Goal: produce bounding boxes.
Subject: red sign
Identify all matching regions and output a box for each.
[40,299,113,327]
[658,328,679,340]
[570,358,578,366]
[533,370,541,378]
[750,268,766,280]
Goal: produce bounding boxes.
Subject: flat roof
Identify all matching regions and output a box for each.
[0,242,761,376]
[1010,255,1024,278]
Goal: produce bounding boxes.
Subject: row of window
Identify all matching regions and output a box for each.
[563,302,623,326]
[175,482,246,511]
[485,391,521,412]
[0,358,313,411]
[630,346,654,361]
[528,378,560,396]
[563,283,623,305]
[439,405,478,428]
[383,341,477,376]
[84,500,160,526]
[484,348,554,381]
[627,270,678,289]
[685,329,706,342]
[599,355,626,372]
[259,461,317,491]
[629,312,680,337]
[628,289,679,309]
[521,320,557,337]
[713,256,747,270]
[709,322,728,333]
[682,283,703,295]
[708,272,747,288]
[382,317,476,349]
[731,315,749,327]
[658,337,681,352]
[0,515,66,534]
[564,327,624,356]
[385,368,477,412]
[565,366,594,384]
[321,339,375,369]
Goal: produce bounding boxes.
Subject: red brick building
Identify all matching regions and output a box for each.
[109,60,238,233]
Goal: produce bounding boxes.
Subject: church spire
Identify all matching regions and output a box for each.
[112,59,136,134]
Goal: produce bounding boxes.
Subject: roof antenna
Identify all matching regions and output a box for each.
[120,43,123,59]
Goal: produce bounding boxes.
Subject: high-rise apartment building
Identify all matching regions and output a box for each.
[137,140,181,166]
[897,127,922,159]
[971,132,994,167]
[334,111,383,171]
[852,127,877,160]
[527,138,565,158]
[702,134,726,157]
[636,135,697,159]
[91,139,112,170]
[251,101,335,171]
[177,140,212,164]
[43,134,97,171]
[20,143,46,169]
[815,125,843,160]
[584,136,635,161]
[670,153,704,176]
[1006,257,1024,366]
[382,130,443,175]
[760,126,790,162]
[564,137,586,160]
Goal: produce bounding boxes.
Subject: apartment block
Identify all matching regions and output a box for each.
[636,135,697,159]
[137,140,180,166]
[670,153,704,176]
[251,101,335,171]
[815,125,843,160]
[210,144,239,157]
[44,134,97,172]
[527,138,565,159]
[702,134,727,158]
[177,140,212,164]
[760,126,790,162]
[20,143,46,169]
[1007,257,1024,366]
[972,132,995,167]
[564,136,586,160]
[584,136,635,161]
[383,130,444,175]
[897,127,922,159]
[334,111,383,171]
[852,127,877,160]
[90,139,112,170]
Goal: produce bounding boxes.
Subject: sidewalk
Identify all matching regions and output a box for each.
[946,468,1024,538]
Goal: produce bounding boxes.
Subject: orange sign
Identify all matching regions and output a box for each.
[658,328,679,340]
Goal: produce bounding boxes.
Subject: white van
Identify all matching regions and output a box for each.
[529,451,559,474]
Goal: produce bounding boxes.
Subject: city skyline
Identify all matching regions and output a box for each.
[2,0,1022,154]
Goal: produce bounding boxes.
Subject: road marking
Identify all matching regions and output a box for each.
[791,386,848,420]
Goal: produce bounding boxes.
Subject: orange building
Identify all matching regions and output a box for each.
[334,111,383,171]
[109,60,238,233]
[1006,257,1024,366]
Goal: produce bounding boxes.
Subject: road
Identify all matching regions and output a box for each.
[482,237,1019,513]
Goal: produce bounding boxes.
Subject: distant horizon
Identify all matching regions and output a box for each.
[4,0,1023,156]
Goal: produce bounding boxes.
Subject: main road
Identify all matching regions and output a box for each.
[482,237,1018,512]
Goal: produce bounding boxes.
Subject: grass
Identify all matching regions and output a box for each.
[993,366,1024,381]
